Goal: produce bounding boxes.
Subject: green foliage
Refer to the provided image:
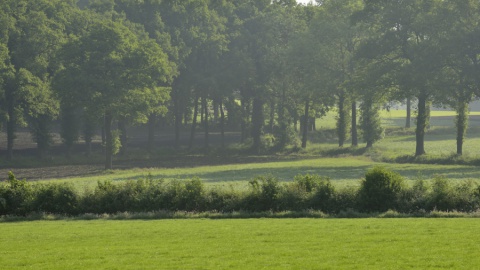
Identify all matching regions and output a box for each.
[0,172,34,216]
[34,183,79,215]
[247,175,283,211]
[110,129,122,156]
[358,166,405,212]
[359,101,384,147]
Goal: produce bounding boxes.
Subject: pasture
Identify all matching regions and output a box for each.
[2,110,480,269]
[1,218,479,269]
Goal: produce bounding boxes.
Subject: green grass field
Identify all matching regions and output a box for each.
[1,219,479,269]
[2,109,480,269]
[39,156,480,191]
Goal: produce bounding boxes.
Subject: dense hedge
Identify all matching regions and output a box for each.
[1,168,480,216]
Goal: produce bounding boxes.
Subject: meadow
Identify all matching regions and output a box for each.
[2,109,480,269]
[1,218,479,269]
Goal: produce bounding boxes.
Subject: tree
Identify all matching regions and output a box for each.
[434,0,480,155]
[0,0,77,159]
[54,18,174,169]
[359,0,444,156]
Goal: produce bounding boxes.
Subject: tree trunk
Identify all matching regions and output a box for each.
[456,100,468,155]
[189,95,200,149]
[351,101,358,147]
[269,98,275,133]
[302,99,310,149]
[174,95,182,149]
[337,92,348,147]
[32,114,52,159]
[104,112,113,170]
[241,97,250,143]
[251,97,264,152]
[415,94,428,156]
[147,114,156,151]
[278,85,287,148]
[406,97,411,128]
[6,101,15,161]
[84,113,95,157]
[213,99,219,124]
[118,119,127,156]
[220,100,225,148]
[203,96,209,149]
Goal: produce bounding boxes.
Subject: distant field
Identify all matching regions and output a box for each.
[1,219,479,269]
[316,109,480,129]
[37,156,480,192]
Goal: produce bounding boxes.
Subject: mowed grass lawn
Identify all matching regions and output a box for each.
[1,219,479,269]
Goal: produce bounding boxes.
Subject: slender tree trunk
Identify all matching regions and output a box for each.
[101,121,106,146]
[220,100,225,148]
[174,94,182,149]
[278,86,287,148]
[203,96,209,149]
[213,99,219,124]
[251,97,264,152]
[32,114,52,159]
[118,119,127,156]
[351,101,358,147]
[189,95,200,149]
[269,98,275,133]
[84,113,96,157]
[147,114,156,151]
[6,101,15,161]
[241,97,249,143]
[337,93,346,147]
[456,100,468,155]
[415,94,428,156]
[406,97,411,128]
[104,112,113,170]
[302,99,310,149]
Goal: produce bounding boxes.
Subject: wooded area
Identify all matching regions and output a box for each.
[0,0,479,169]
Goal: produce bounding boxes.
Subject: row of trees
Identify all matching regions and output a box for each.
[1,0,479,168]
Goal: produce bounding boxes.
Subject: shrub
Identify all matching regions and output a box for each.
[427,175,455,211]
[332,186,358,213]
[179,177,206,211]
[34,183,79,215]
[398,178,429,213]
[427,177,479,212]
[292,174,336,213]
[358,166,405,212]
[0,172,34,216]
[453,180,479,212]
[246,175,283,211]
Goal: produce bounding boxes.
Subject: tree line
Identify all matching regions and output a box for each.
[0,0,479,169]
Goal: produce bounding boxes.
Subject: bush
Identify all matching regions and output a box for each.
[34,183,79,215]
[427,176,455,211]
[0,172,34,216]
[246,175,283,211]
[358,166,405,212]
[399,178,429,212]
[291,174,336,212]
[427,177,479,212]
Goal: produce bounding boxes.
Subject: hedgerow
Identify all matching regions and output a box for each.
[1,169,480,216]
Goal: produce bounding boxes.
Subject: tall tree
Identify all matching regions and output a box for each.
[359,0,443,156]
[54,18,174,169]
